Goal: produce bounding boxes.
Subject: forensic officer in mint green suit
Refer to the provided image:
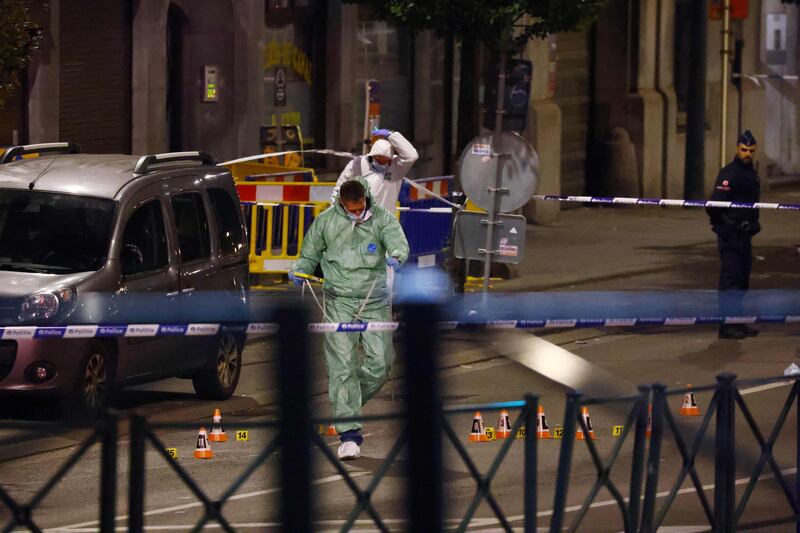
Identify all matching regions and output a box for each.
[289,178,409,460]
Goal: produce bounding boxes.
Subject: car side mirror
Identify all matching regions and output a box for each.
[121,243,144,276]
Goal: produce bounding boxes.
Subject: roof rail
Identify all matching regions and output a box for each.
[133,151,216,176]
[0,142,81,164]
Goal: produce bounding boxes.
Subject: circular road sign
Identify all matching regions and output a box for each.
[458,132,539,213]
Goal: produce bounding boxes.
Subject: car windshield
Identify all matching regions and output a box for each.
[0,189,116,274]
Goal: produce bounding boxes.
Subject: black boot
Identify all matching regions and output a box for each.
[719,325,747,339]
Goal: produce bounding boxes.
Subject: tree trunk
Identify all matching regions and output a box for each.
[443,35,454,175]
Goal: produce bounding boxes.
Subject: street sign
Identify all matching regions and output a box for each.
[274,67,287,107]
[484,59,533,131]
[453,211,526,264]
[458,132,539,213]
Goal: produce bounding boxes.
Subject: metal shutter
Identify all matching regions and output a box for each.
[59,0,131,153]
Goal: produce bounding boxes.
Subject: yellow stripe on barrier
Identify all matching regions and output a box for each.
[294,272,324,283]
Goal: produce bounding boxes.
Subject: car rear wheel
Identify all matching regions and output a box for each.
[192,333,242,401]
[66,341,115,417]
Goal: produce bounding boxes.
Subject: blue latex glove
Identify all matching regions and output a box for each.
[288,271,304,286]
[386,257,401,270]
[371,128,392,138]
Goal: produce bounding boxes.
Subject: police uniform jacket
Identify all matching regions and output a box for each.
[706,157,761,230]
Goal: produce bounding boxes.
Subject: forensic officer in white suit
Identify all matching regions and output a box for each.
[331,128,419,213]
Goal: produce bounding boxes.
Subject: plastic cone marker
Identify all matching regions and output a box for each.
[576,406,597,440]
[194,427,213,459]
[536,405,552,439]
[496,410,512,439]
[680,385,701,416]
[468,411,489,442]
[208,408,228,442]
[316,424,337,436]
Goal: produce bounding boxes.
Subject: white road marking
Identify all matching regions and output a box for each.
[739,380,793,395]
[50,518,545,532]
[48,467,797,531]
[46,473,368,532]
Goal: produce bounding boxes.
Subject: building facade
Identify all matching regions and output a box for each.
[3,0,796,222]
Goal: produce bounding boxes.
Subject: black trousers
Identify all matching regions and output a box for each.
[715,226,752,317]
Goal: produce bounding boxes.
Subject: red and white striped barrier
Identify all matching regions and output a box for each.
[236,183,335,204]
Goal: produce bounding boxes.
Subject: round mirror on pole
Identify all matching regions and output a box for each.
[458,132,540,213]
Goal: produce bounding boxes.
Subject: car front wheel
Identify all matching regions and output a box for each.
[66,341,115,417]
[192,333,243,400]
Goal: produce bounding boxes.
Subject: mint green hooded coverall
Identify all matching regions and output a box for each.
[292,185,409,433]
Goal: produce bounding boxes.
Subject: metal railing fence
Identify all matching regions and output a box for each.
[1,304,800,532]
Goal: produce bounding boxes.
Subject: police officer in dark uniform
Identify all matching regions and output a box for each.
[706,130,761,339]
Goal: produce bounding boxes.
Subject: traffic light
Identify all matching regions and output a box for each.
[484,59,533,132]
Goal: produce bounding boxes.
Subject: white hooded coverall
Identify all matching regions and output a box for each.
[330,131,419,213]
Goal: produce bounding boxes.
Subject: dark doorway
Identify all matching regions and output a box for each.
[166,4,187,152]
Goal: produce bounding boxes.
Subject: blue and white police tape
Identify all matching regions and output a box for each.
[0,323,277,340]
[733,73,800,86]
[2,315,799,339]
[241,200,453,214]
[531,194,800,211]
[444,315,800,329]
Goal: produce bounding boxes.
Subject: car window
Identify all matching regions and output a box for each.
[121,200,168,276]
[207,188,244,256]
[171,192,210,263]
[0,189,115,274]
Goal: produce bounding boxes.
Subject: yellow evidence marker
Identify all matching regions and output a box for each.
[484,427,496,441]
[166,448,178,459]
[236,430,249,442]
[612,425,624,437]
[515,426,527,439]
[552,426,564,440]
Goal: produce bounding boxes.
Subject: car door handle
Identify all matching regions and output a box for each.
[166,290,179,298]
[182,287,195,295]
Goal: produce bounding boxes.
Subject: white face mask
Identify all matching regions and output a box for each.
[371,160,388,173]
[346,208,365,223]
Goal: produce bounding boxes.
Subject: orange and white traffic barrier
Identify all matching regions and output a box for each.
[680,385,701,416]
[536,405,552,439]
[576,406,597,440]
[468,412,489,442]
[208,408,228,442]
[236,182,334,204]
[496,410,512,439]
[194,427,213,459]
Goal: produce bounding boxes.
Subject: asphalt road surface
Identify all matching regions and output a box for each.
[1,213,800,531]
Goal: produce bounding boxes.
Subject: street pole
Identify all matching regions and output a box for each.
[482,54,507,293]
[719,0,732,168]
[733,39,745,137]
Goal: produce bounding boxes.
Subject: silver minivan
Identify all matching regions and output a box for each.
[0,143,249,413]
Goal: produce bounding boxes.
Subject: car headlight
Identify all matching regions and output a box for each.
[19,287,76,322]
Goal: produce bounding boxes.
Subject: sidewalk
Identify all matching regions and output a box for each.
[489,186,800,292]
